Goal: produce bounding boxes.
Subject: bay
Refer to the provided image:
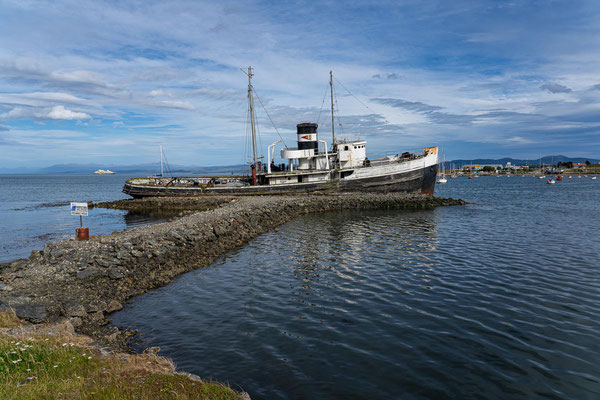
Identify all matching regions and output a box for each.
[110,176,600,399]
[0,174,166,262]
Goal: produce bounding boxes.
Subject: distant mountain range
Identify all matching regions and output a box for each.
[447,155,599,167]
[0,162,248,175]
[0,155,598,174]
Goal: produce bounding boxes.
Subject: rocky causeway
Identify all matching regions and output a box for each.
[0,193,466,348]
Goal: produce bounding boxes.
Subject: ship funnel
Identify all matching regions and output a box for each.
[297,122,318,153]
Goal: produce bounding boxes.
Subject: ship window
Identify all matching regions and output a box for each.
[344,146,348,150]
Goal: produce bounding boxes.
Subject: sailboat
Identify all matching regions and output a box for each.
[436,149,447,184]
[122,68,439,198]
[150,145,169,178]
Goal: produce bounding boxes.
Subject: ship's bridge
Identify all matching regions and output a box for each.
[335,139,367,169]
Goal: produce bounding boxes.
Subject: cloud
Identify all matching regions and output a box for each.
[371,98,474,125]
[0,61,127,97]
[540,83,572,94]
[154,100,195,110]
[0,92,95,108]
[0,125,9,131]
[1,0,600,166]
[507,136,534,144]
[372,73,399,80]
[46,105,91,120]
[1,105,91,120]
[149,89,167,97]
[371,98,441,113]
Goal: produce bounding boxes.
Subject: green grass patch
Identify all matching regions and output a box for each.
[0,327,243,399]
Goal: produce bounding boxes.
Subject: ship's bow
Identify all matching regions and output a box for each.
[421,146,438,195]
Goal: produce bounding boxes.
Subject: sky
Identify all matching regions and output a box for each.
[1,0,600,168]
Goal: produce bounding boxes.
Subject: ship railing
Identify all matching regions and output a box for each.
[129,176,248,187]
[366,150,424,166]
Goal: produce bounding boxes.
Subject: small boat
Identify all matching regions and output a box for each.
[547,178,555,184]
[436,149,447,184]
[538,175,545,179]
[94,169,116,175]
[556,175,563,181]
[592,176,597,180]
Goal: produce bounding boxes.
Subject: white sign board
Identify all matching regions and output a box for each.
[70,202,88,216]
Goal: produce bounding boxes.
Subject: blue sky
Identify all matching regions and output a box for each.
[1,0,600,168]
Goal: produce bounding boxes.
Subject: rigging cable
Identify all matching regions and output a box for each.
[243,101,250,165]
[316,84,329,126]
[334,77,375,113]
[255,113,264,163]
[162,150,174,177]
[253,89,287,148]
[332,84,345,136]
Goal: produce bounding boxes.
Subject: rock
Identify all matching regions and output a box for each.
[86,300,107,313]
[13,303,47,323]
[0,302,11,313]
[108,268,126,280]
[96,258,113,268]
[77,266,102,280]
[105,330,119,342]
[68,317,83,328]
[143,346,160,356]
[76,263,87,271]
[51,248,66,258]
[131,250,143,258]
[62,301,87,317]
[88,311,104,322]
[106,300,123,313]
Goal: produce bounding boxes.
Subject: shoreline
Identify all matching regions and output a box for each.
[1,193,466,343]
[0,193,466,393]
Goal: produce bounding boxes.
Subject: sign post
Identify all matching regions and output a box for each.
[70,202,89,240]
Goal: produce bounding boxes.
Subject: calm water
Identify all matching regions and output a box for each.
[0,174,166,262]
[110,176,600,400]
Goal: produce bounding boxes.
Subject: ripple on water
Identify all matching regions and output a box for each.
[111,179,600,400]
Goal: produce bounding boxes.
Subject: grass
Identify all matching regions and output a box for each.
[0,312,244,400]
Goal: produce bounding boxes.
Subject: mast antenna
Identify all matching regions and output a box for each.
[244,66,258,167]
[330,70,336,145]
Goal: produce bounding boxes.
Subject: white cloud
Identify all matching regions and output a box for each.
[154,100,195,110]
[1,105,91,120]
[46,105,91,120]
[0,92,95,108]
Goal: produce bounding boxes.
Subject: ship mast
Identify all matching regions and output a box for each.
[160,144,164,177]
[330,70,335,145]
[247,66,258,167]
